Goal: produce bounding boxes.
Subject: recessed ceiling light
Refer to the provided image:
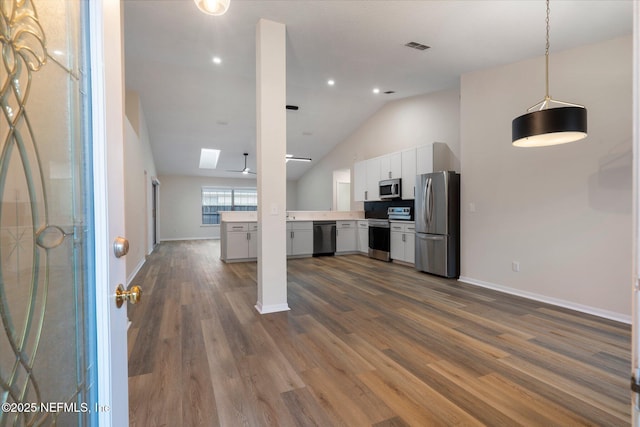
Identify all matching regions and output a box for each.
[372,88,380,94]
[327,79,335,86]
[199,148,221,169]
[212,56,222,64]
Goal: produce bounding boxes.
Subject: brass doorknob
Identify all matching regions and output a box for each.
[115,284,142,308]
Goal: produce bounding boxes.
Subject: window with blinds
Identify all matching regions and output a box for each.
[202,187,257,224]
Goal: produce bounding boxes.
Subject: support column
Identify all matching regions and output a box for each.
[255,19,289,314]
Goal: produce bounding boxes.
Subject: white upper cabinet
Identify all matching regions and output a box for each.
[400,148,416,200]
[416,143,435,175]
[353,160,367,202]
[353,143,451,204]
[380,152,402,180]
[354,157,381,202]
[365,156,382,201]
[417,142,451,175]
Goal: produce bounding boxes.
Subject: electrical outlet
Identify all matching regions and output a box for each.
[512,261,520,272]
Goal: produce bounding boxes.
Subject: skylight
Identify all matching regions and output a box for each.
[199,148,221,169]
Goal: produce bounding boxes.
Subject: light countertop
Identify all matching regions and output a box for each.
[221,210,365,223]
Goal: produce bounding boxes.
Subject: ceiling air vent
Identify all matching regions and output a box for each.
[405,41,430,51]
[286,105,299,110]
[384,91,396,95]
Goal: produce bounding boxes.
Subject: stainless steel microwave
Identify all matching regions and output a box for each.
[379,178,401,199]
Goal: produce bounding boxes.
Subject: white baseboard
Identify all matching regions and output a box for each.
[160,237,220,241]
[458,276,631,324]
[127,257,146,286]
[255,302,290,314]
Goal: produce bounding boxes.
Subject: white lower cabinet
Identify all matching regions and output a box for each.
[390,221,415,264]
[287,221,313,257]
[336,220,357,253]
[404,232,415,264]
[357,220,369,254]
[221,222,258,262]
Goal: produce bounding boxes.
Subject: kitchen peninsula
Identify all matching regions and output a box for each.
[220,210,365,262]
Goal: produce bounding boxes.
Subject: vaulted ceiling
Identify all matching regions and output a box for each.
[123,0,633,180]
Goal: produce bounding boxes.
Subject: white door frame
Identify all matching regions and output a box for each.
[632,0,639,425]
[90,0,129,425]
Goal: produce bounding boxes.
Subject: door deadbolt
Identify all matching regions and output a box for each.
[115,284,142,308]
[113,236,129,258]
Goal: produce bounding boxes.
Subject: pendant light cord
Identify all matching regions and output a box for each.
[526,0,584,112]
[544,0,550,101]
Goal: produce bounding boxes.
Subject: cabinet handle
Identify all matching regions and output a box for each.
[402,234,406,242]
[365,190,368,200]
[291,231,294,239]
[389,171,392,179]
[247,232,250,241]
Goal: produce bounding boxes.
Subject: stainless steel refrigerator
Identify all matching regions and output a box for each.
[415,171,460,278]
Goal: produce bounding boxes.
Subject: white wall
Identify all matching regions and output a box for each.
[124,91,157,283]
[159,174,298,240]
[460,35,633,320]
[296,88,461,211]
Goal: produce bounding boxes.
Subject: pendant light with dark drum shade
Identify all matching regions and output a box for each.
[512,0,587,147]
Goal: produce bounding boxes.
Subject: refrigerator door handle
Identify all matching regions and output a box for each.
[419,234,445,241]
[429,177,435,226]
[423,177,430,228]
[426,177,434,227]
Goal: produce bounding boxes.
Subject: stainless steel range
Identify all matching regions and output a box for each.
[368,218,390,261]
[368,207,412,262]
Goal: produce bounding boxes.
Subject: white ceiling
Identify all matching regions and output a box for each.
[123,0,633,180]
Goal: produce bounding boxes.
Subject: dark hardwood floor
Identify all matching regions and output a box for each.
[127,240,631,426]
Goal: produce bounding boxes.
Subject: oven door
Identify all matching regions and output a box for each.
[368,222,390,262]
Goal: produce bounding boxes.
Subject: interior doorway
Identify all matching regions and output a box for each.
[152,179,159,246]
[333,169,351,211]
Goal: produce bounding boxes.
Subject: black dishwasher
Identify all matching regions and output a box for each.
[312,221,336,256]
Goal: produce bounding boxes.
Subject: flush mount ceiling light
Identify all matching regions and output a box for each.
[194,0,230,16]
[511,0,587,148]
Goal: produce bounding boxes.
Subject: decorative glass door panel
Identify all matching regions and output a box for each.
[0,1,96,425]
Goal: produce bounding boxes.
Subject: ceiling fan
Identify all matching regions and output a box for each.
[226,152,256,175]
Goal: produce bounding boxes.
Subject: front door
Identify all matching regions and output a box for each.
[0,0,129,425]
